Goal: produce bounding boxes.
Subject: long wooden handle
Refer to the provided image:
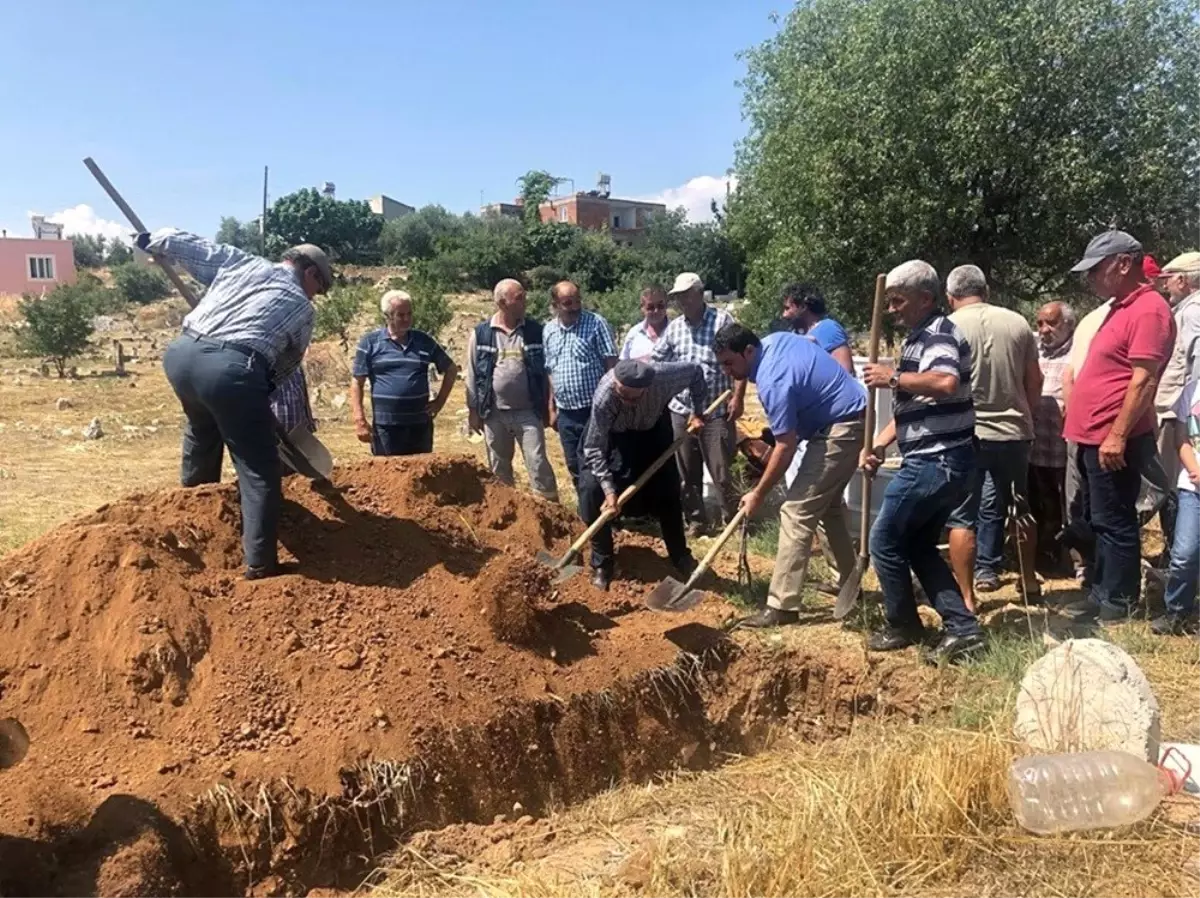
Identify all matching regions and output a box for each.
[83,157,201,310]
[858,273,887,551]
[558,389,733,565]
[679,507,748,592]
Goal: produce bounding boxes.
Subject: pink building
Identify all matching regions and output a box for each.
[0,225,76,297]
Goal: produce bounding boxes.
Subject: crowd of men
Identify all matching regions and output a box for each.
[142,223,1199,659]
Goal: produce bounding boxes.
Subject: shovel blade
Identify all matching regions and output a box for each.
[833,558,866,620]
[646,578,706,612]
[535,550,584,584]
[0,718,29,770]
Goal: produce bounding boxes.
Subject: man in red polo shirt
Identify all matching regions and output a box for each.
[1064,230,1176,621]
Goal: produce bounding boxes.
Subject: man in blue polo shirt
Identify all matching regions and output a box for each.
[351,289,458,456]
[544,280,617,487]
[780,282,855,374]
[714,323,867,627]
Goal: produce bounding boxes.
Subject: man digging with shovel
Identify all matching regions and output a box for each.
[577,360,708,591]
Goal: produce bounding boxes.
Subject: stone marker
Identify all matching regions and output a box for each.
[1014,637,1160,761]
[83,418,104,441]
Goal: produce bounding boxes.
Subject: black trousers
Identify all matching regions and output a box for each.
[372,420,434,456]
[577,413,691,573]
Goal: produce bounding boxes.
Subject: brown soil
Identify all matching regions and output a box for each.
[0,454,927,896]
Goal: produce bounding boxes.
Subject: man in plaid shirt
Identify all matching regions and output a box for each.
[543,281,617,487]
[1029,301,1076,574]
[653,273,746,534]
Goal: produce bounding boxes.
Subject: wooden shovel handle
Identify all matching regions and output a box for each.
[858,273,887,551]
[83,157,201,310]
[678,506,749,593]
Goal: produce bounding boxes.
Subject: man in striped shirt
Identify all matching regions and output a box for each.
[147,229,330,580]
[861,260,983,663]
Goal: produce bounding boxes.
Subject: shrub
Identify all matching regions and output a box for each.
[526,265,565,292]
[590,284,643,335]
[112,262,171,305]
[19,283,96,377]
[313,283,371,347]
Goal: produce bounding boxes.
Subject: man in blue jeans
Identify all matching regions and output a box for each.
[148,229,330,580]
[945,265,1044,609]
[1063,230,1175,622]
[1152,363,1199,635]
[544,280,617,488]
[861,260,984,663]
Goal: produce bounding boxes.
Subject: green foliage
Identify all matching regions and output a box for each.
[19,283,96,376]
[517,170,562,226]
[266,188,382,263]
[72,234,107,269]
[111,262,171,305]
[730,0,1200,330]
[589,283,643,334]
[379,205,463,264]
[104,240,133,266]
[74,272,125,315]
[313,283,371,347]
[216,216,263,253]
[408,284,454,341]
[526,265,566,292]
[453,215,529,290]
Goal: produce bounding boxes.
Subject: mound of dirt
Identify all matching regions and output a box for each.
[0,456,728,847]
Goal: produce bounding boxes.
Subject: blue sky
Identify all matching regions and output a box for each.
[0,0,782,241]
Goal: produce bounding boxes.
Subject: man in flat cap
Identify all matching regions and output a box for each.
[1063,229,1175,622]
[577,359,708,590]
[143,228,331,580]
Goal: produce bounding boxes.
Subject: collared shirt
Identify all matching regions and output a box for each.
[949,303,1038,442]
[749,332,866,440]
[464,314,536,411]
[894,313,975,457]
[804,317,850,353]
[270,366,316,434]
[583,362,706,494]
[1174,376,1199,493]
[620,318,666,360]
[353,327,452,426]
[1031,337,1072,468]
[544,310,617,410]
[651,305,735,416]
[149,229,314,381]
[1156,289,1200,419]
[1064,283,1175,446]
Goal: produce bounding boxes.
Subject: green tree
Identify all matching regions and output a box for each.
[19,284,96,377]
[392,275,454,340]
[730,0,1200,329]
[267,188,382,263]
[216,216,263,253]
[516,170,563,227]
[71,234,107,269]
[379,205,463,263]
[104,240,133,266]
[112,262,171,305]
[313,283,371,347]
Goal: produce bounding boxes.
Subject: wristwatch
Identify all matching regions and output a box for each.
[887,372,900,390]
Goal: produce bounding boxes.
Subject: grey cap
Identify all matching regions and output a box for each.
[614,359,655,389]
[287,243,334,291]
[1070,230,1142,273]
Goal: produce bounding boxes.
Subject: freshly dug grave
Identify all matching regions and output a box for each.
[0,455,928,896]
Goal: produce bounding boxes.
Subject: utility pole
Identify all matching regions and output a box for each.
[261,165,269,255]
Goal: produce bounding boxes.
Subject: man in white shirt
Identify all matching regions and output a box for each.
[619,285,669,361]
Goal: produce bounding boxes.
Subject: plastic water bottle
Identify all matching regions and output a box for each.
[1009,750,1182,834]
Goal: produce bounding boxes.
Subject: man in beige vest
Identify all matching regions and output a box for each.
[945,265,1043,610]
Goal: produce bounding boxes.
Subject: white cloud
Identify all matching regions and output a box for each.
[29,204,130,243]
[640,174,737,223]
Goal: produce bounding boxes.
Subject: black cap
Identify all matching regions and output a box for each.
[1070,230,1143,273]
[614,359,655,389]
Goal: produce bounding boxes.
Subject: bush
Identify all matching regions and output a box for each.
[105,240,133,266]
[590,284,643,335]
[314,283,371,347]
[112,262,171,305]
[526,265,565,292]
[19,283,96,377]
[72,235,107,269]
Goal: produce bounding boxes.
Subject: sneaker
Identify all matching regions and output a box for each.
[927,632,986,664]
[590,567,612,592]
[735,607,800,629]
[1097,603,1137,626]
[975,573,1001,593]
[1063,598,1100,619]
[867,625,927,652]
[1149,613,1199,636]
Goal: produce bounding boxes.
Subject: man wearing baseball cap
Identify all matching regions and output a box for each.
[147,228,329,580]
[577,359,707,590]
[1063,229,1175,622]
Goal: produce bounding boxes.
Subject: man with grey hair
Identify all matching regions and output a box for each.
[861,260,983,662]
[945,264,1042,607]
[1028,300,1076,574]
[351,289,458,456]
[464,279,559,501]
[146,228,329,580]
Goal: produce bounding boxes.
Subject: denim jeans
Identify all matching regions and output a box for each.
[371,419,434,456]
[1076,434,1157,613]
[1165,488,1199,616]
[555,405,592,488]
[870,444,981,637]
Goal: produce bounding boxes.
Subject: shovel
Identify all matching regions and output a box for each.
[537,389,732,582]
[646,507,749,612]
[0,718,30,770]
[834,273,887,620]
[85,157,334,482]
